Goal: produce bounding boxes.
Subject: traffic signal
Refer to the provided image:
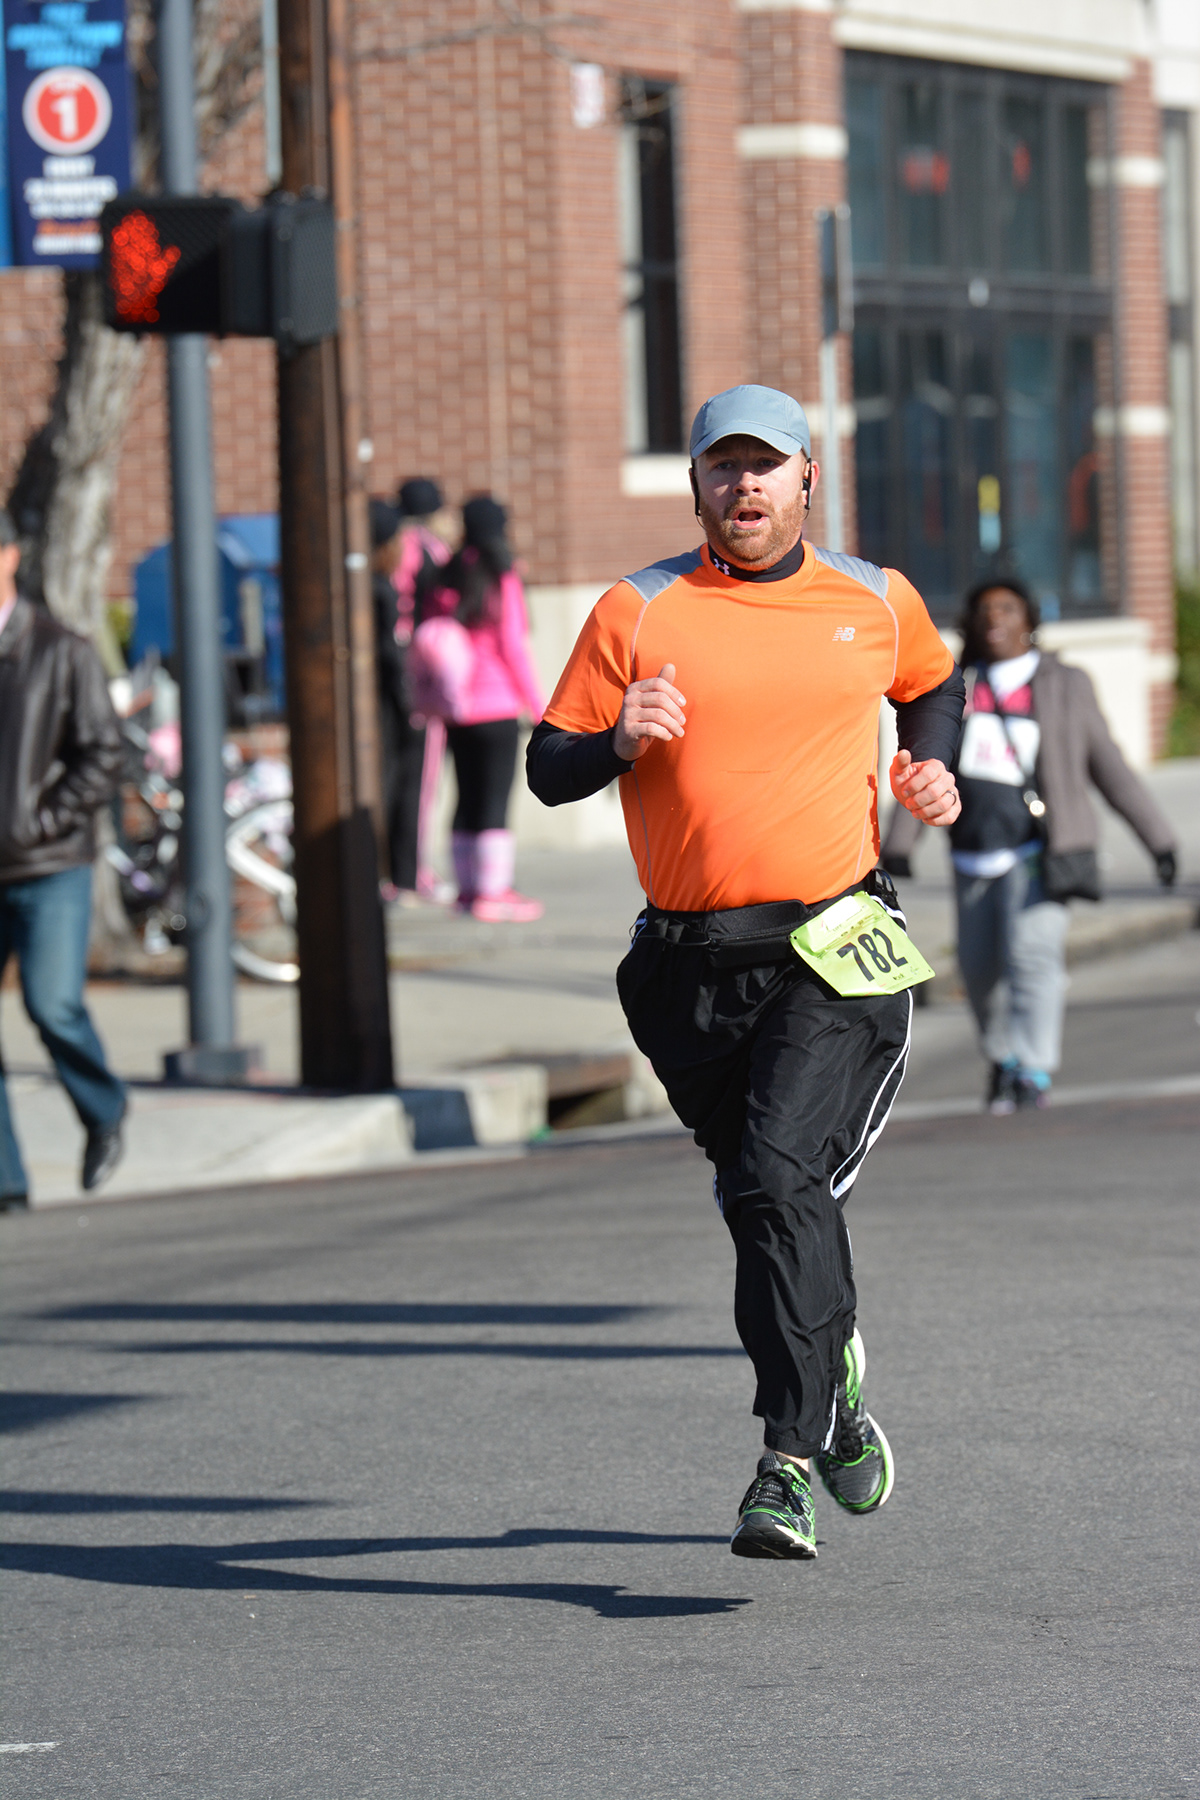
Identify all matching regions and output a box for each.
[99,193,338,349]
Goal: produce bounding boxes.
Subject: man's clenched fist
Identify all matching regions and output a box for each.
[890,750,960,826]
[614,663,687,762]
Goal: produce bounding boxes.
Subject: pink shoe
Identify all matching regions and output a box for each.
[470,889,544,923]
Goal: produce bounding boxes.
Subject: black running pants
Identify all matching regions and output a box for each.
[617,932,911,1457]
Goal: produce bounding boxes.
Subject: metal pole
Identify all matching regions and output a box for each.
[819,335,844,554]
[261,0,282,188]
[158,0,253,1082]
[276,0,393,1091]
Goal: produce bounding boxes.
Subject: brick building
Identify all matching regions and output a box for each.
[2,0,1198,827]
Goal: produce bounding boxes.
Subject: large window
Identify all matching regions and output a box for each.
[847,54,1115,620]
[619,78,683,454]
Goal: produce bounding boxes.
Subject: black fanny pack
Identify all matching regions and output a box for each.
[637,867,901,968]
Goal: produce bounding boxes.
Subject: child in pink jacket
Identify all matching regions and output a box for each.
[423,496,546,921]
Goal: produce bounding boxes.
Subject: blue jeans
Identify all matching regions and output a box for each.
[0,865,126,1198]
[954,854,1069,1076]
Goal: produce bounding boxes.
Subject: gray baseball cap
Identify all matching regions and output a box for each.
[689,384,811,460]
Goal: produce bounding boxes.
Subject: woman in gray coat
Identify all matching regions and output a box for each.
[882,579,1178,1113]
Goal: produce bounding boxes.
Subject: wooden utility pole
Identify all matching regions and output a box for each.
[277,0,393,1091]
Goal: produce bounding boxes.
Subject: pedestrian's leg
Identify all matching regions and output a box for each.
[1006,860,1068,1086]
[416,717,447,896]
[719,979,912,1459]
[447,724,485,906]
[393,717,426,893]
[377,697,404,891]
[15,866,125,1135]
[0,890,30,1202]
[470,720,541,920]
[956,869,1014,1067]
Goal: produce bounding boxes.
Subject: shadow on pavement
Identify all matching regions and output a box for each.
[44,1303,655,1327]
[0,1534,747,1619]
[108,1339,745,1359]
[0,1492,328,1514]
[0,1393,147,1435]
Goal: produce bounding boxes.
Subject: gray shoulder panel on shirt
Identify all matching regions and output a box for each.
[812,544,889,599]
[622,548,705,603]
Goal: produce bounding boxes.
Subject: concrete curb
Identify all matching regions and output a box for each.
[14,1078,415,1208]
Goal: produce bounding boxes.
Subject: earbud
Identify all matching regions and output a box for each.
[688,465,701,518]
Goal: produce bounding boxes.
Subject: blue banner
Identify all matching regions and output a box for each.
[4,0,132,268]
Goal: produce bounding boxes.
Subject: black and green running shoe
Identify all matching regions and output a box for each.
[815,1327,894,1514]
[730,1453,817,1560]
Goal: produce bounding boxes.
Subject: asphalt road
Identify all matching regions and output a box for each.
[3,942,1200,1797]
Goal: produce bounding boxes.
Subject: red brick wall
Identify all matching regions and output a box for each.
[353,0,744,584]
[0,4,1177,753]
[0,269,64,502]
[739,5,854,553]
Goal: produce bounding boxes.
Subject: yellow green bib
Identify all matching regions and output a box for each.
[790,892,934,998]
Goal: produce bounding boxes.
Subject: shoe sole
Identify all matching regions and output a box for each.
[730,1518,817,1560]
[818,1411,895,1514]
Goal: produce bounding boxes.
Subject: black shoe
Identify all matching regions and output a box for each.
[987,1062,1018,1115]
[730,1453,817,1560]
[815,1328,894,1514]
[82,1119,124,1192]
[0,1193,29,1214]
[1014,1074,1049,1111]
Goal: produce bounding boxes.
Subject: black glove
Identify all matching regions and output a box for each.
[881,853,912,880]
[1155,849,1177,888]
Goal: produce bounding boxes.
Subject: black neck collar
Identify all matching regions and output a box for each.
[706,534,807,583]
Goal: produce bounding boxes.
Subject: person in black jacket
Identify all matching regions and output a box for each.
[0,509,127,1206]
[371,498,426,899]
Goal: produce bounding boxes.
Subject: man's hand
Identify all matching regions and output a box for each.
[613,663,686,762]
[890,750,960,826]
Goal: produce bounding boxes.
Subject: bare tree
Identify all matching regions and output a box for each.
[4,0,262,962]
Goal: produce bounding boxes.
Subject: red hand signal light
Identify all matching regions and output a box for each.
[109,211,183,324]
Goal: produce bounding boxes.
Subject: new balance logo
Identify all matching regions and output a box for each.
[832,625,856,642]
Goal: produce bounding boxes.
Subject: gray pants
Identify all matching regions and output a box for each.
[954,857,1068,1075]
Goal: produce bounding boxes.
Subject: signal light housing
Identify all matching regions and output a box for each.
[99,193,338,348]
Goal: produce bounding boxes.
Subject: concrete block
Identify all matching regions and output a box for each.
[400,1063,548,1149]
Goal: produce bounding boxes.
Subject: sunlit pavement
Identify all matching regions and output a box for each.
[2,1003,1198,1796]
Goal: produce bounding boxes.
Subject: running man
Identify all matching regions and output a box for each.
[527,386,964,1559]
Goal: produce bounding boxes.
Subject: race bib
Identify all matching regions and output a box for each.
[790,892,934,997]
[957,711,1039,786]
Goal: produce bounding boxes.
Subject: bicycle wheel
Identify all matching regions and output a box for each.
[225,800,299,983]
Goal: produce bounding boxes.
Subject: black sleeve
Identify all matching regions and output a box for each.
[526,720,634,807]
[889,667,965,766]
[40,639,123,833]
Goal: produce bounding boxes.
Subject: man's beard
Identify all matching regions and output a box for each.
[697,491,808,569]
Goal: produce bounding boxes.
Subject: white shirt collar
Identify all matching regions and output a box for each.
[985,648,1039,701]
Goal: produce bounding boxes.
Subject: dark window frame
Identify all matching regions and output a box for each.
[619,76,684,455]
[846,51,1118,621]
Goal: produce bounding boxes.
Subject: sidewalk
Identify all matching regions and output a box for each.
[4,759,1197,1206]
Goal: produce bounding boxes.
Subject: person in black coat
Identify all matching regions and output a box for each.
[371,498,427,899]
[0,508,126,1204]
